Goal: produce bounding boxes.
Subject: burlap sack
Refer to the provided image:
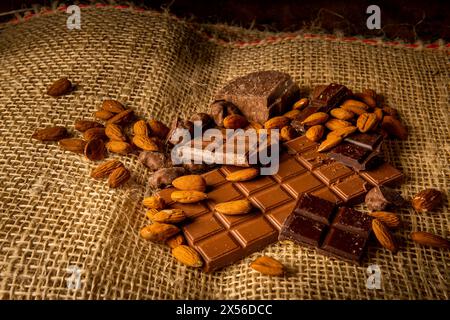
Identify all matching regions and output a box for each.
[0,6,448,300]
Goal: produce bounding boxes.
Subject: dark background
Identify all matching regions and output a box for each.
[1,0,449,42]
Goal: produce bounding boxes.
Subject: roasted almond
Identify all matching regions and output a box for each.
[94,109,114,121]
[83,127,107,141]
[102,99,125,113]
[317,135,342,152]
[215,199,252,215]
[280,125,298,141]
[47,77,72,97]
[166,234,186,249]
[106,109,134,125]
[58,138,86,154]
[132,135,159,151]
[382,106,399,118]
[246,121,263,132]
[283,109,301,120]
[381,116,408,140]
[133,120,149,136]
[106,140,133,155]
[410,231,450,249]
[325,119,352,131]
[105,123,127,141]
[142,195,165,210]
[305,125,324,142]
[172,245,203,267]
[224,114,249,129]
[171,190,208,203]
[411,188,442,212]
[292,98,309,110]
[149,209,186,224]
[108,166,130,188]
[374,108,384,121]
[354,92,376,108]
[330,108,354,120]
[91,159,124,179]
[357,113,378,133]
[32,126,68,141]
[250,256,284,276]
[140,223,180,242]
[372,219,398,253]
[301,112,329,126]
[264,116,290,130]
[368,211,401,229]
[226,168,259,182]
[74,120,103,132]
[145,209,158,220]
[327,126,357,139]
[148,119,170,139]
[84,138,106,161]
[341,99,369,115]
[172,175,206,192]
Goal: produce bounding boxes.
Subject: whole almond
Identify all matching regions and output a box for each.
[142,195,165,210]
[341,99,369,115]
[47,77,72,97]
[74,120,103,132]
[83,127,107,141]
[215,199,252,215]
[107,109,134,125]
[150,209,186,224]
[84,138,106,161]
[317,135,342,152]
[94,109,114,121]
[374,108,384,121]
[372,219,398,253]
[301,112,329,126]
[172,175,206,192]
[58,138,86,154]
[280,125,298,141]
[105,123,127,141]
[283,109,301,120]
[292,98,309,110]
[382,106,399,118]
[166,234,186,248]
[327,126,357,139]
[224,114,249,129]
[226,168,259,182]
[132,135,159,151]
[172,245,203,267]
[246,121,263,132]
[145,209,158,220]
[91,159,124,179]
[325,119,352,131]
[140,223,180,242]
[354,92,376,108]
[148,119,170,139]
[368,211,401,229]
[264,116,290,130]
[330,108,355,120]
[250,256,284,276]
[411,188,442,212]
[410,231,450,249]
[106,140,133,155]
[381,116,408,140]
[32,126,68,141]
[108,166,130,188]
[171,190,208,203]
[305,125,324,142]
[133,120,148,136]
[102,100,125,113]
[357,113,378,133]
[362,88,377,99]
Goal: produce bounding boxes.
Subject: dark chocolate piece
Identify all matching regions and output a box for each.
[328,141,381,171]
[166,118,194,145]
[365,186,407,211]
[345,133,383,151]
[310,83,352,112]
[214,71,300,123]
[209,100,240,127]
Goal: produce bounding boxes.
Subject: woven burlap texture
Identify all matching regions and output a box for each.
[0,7,448,300]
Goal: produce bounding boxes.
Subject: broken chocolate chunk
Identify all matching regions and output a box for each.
[365,186,407,211]
[310,83,352,112]
[166,118,194,145]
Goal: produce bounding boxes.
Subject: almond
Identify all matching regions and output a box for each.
[172,175,206,192]
[368,211,401,229]
[283,109,301,120]
[102,100,125,113]
[145,209,158,220]
[410,231,450,249]
[32,126,68,141]
[58,138,86,154]
[317,135,342,152]
[172,245,203,267]
[166,234,186,249]
[105,123,126,141]
[325,119,352,131]
[171,190,208,203]
[149,209,186,224]
[47,77,72,97]
[362,88,377,99]
[280,125,298,141]
[341,99,369,115]
[140,223,180,242]
[142,195,165,210]
[264,116,290,130]
[330,108,355,120]
[301,112,329,126]
[148,119,170,139]
[91,159,124,179]
[84,138,106,161]
[215,199,252,215]
[382,106,399,118]
[354,92,376,108]
[250,256,284,276]
[381,116,408,140]
[246,121,263,132]
[226,168,259,182]
[372,219,398,253]
[374,108,384,121]
[133,120,148,136]
[74,120,103,132]
[83,127,107,141]
[224,114,249,129]
[94,109,114,121]
[106,109,134,125]
[305,125,324,142]
[106,140,133,155]
[327,126,357,139]
[108,166,130,188]
[292,98,309,110]
[411,188,442,212]
[132,135,159,151]
[357,113,378,133]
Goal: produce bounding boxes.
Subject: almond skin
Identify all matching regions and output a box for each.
[32,126,68,141]
[142,195,165,210]
[105,123,127,141]
[47,77,72,97]
[357,113,378,133]
[83,127,107,141]
[84,138,106,161]
[58,138,86,154]
[410,231,450,249]
[305,125,324,142]
[172,175,206,192]
[224,114,249,129]
[226,168,259,182]
[264,116,290,130]
[106,140,133,155]
[368,211,401,229]
[171,190,208,203]
[292,98,309,110]
[132,135,159,151]
[172,245,203,267]
[330,108,354,120]
[411,188,442,212]
[148,119,170,139]
[341,99,369,115]
[133,120,149,136]
[250,256,284,276]
[106,109,134,125]
[149,209,186,224]
[381,116,408,140]
[140,223,180,242]
[94,109,114,121]
[166,234,186,249]
[91,159,124,179]
[301,112,329,126]
[215,199,253,215]
[317,135,342,152]
[74,120,103,132]
[102,100,125,113]
[108,166,130,188]
[372,219,398,253]
[325,119,351,131]
[327,126,357,139]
